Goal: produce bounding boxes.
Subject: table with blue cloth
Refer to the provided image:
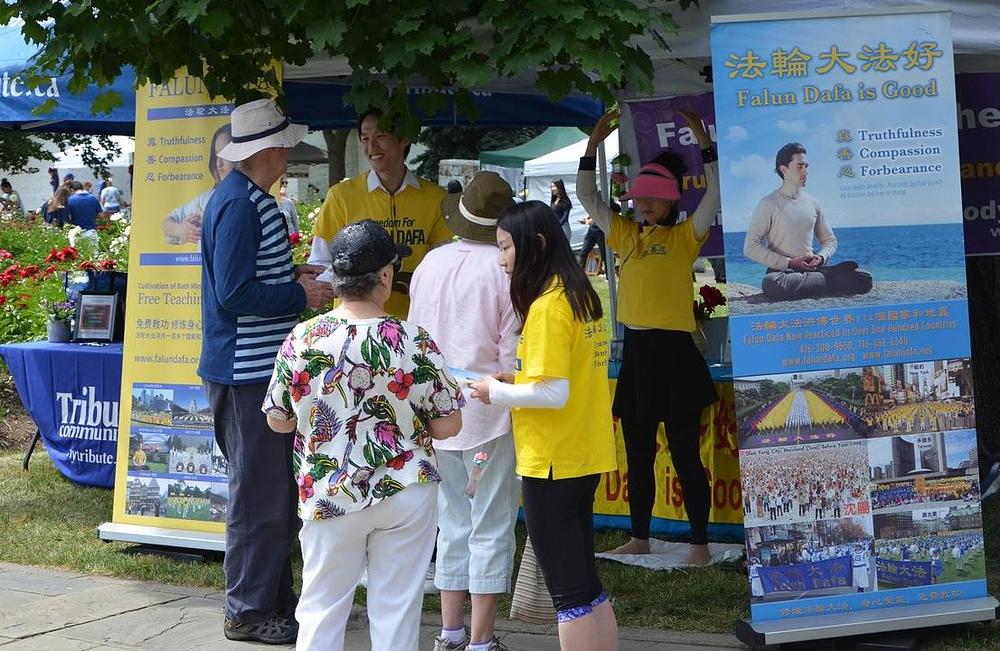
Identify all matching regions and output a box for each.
[0,341,122,488]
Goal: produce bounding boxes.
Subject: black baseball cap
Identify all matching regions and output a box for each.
[330,219,411,276]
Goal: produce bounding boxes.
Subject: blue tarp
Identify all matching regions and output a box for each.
[0,23,136,134]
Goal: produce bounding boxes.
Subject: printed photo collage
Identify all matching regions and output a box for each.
[124,383,228,523]
[737,359,982,604]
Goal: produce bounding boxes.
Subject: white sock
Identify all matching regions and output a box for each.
[468,640,494,651]
[440,626,466,644]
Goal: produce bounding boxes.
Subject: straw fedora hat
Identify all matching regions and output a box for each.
[218,98,307,162]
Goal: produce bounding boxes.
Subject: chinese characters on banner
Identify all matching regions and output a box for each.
[111,73,234,535]
[711,10,988,624]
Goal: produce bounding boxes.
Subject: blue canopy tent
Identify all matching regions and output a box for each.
[0,23,135,135]
[282,79,603,129]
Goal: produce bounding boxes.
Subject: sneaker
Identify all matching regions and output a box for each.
[424,561,439,594]
[223,614,298,644]
[433,631,471,651]
[466,637,509,651]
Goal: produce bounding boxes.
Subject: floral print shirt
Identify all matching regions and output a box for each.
[264,314,464,520]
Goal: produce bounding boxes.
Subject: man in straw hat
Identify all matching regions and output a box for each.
[198,97,333,644]
[408,171,521,651]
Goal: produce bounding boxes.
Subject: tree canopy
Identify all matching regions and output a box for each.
[0,133,121,177]
[1,1,694,138]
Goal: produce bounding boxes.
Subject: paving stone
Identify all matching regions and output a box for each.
[0,583,183,639]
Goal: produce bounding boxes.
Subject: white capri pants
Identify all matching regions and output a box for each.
[296,482,438,651]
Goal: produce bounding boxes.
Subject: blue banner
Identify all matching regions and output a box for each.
[876,558,933,587]
[713,9,988,626]
[0,24,135,134]
[759,555,852,593]
[0,342,121,488]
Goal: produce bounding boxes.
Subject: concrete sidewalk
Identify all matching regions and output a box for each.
[0,563,746,650]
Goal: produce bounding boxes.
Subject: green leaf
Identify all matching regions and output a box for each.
[177,0,211,23]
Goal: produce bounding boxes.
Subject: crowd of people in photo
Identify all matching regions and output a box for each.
[740,387,868,445]
[864,399,975,435]
[741,444,870,525]
[872,478,981,511]
[875,532,984,583]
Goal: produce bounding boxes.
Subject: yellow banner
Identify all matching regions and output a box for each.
[595,382,744,526]
[111,71,235,533]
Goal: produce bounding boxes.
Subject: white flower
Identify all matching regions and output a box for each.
[66,226,83,247]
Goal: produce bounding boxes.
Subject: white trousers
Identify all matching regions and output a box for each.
[296,483,438,651]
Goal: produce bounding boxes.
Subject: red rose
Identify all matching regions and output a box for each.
[99,259,117,270]
[0,249,11,259]
[44,248,58,264]
[79,261,97,271]
[44,265,57,275]
[0,295,6,305]
[62,246,79,260]
[289,232,302,245]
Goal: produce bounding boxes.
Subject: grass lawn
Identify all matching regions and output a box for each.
[3,448,1000,647]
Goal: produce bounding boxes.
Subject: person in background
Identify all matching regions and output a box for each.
[578,109,720,566]
[409,172,520,651]
[0,179,24,216]
[308,107,452,318]
[198,98,333,645]
[95,175,108,197]
[83,180,95,195]
[577,215,606,276]
[549,179,573,245]
[470,200,618,651]
[265,219,464,651]
[67,180,102,252]
[100,175,123,214]
[446,179,463,194]
[48,168,59,194]
[277,176,300,237]
[62,173,75,186]
[162,123,233,245]
[41,186,71,228]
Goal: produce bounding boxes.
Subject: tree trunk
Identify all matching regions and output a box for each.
[323,129,350,187]
[966,255,1000,479]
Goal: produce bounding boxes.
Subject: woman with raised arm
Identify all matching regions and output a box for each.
[576,109,721,566]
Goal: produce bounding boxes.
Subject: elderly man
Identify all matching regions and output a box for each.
[198,98,333,644]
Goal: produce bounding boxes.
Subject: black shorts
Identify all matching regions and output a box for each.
[613,327,717,423]
[522,474,604,616]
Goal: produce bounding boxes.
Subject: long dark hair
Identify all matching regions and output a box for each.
[549,178,572,211]
[498,200,602,326]
[648,150,687,226]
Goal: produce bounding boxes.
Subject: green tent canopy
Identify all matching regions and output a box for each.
[479,127,587,168]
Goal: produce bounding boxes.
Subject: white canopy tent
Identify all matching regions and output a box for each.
[523,136,620,248]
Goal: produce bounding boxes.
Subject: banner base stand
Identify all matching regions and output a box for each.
[97,522,225,552]
[735,597,998,649]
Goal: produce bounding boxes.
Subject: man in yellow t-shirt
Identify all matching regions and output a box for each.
[308,109,452,317]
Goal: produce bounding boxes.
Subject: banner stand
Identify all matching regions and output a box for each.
[736,597,998,647]
[97,522,225,552]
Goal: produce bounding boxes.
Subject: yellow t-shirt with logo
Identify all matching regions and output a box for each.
[512,283,617,479]
[609,216,707,332]
[312,173,452,317]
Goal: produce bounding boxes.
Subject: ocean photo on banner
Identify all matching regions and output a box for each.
[712,12,965,319]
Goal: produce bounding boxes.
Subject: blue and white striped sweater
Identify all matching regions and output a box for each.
[199,173,305,385]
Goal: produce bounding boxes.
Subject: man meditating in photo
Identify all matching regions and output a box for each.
[743,142,872,300]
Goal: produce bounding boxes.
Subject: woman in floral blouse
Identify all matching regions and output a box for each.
[264,219,464,651]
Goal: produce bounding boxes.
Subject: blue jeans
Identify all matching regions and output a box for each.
[205,380,299,624]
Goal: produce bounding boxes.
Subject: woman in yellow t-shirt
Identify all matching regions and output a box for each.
[577,110,721,566]
[469,200,618,651]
